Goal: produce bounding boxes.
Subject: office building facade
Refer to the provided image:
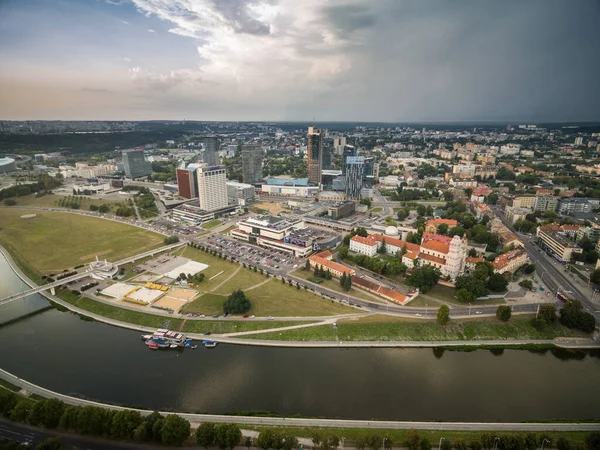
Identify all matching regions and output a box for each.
[197,164,228,212]
[176,168,196,199]
[122,149,152,178]
[241,144,263,184]
[345,156,365,199]
[226,181,255,204]
[307,127,323,185]
[203,136,219,166]
[342,145,357,173]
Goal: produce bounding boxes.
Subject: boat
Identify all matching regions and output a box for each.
[141,334,153,341]
[143,328,188,349]
[169,344,178,349]
[148,341,159,350]
[203,340,218,348]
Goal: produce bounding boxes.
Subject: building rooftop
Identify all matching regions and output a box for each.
[244,214,298,230]
[492,249,527,270]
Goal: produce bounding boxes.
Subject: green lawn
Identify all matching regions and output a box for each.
[180,247,241,292]
[245,279,354,317]
[369,207,383,213]
[246,314,578,341]
[203,219,222,229]
[181,320,308,334]
[181,293,226,314]
[213,268,268,295]
[0,209,164,273]
[426,284,506,306]
[4,193,115,211]
[293,268,386,304]
[220,225,237,234]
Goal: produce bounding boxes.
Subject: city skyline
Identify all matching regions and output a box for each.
[1,0,599,122]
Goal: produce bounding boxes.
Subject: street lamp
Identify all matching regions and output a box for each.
[541,439,550,450]
[494,437,500,450]
[439,438,445,450]
[383,437,388,450]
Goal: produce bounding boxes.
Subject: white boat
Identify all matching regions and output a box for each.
[169,344,178,349]
[143,328,188,349]
[141,334,153,341]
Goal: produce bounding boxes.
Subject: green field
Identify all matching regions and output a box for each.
[246,314,578,341]
[179,247,241,291]
[203,219,222,229]
[181,319,308,334]
[181,293,226,314]
[293,268,386,304]
[369,207,383,213]
[213,268,268,295]
[3,193,116,210]
[244,279,354,317]
[426,284,506,306]
[0,209,164,273]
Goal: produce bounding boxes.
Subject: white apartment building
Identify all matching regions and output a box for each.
[197,164,228,212]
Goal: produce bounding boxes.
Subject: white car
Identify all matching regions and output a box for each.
[475,311,482,315]
[250,315,255,319]
[415,313,422,317]
[267,316,275,320]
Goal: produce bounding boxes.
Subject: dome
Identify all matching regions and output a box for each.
[385,226,399,237]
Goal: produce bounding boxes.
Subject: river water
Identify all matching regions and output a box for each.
[0,256,599,422]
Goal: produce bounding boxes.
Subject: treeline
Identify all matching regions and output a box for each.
[0,175,62,200]
[0,394,190,446]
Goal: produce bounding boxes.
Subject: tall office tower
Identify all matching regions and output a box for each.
[197,164,228,211]
[176,164,201,199]
[241,144,263,184]
[203,136,219,166]
[345,156,365,199]
[363,156,375,178]
[122,149,152,178]
[322,140,333,170]
[307,127,323,185]
[333,136,347,155]
[342,145,356,173]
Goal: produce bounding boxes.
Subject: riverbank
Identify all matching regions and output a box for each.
[1,241,598,350]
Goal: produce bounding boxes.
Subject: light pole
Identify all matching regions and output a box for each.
[439,438,445,450]
[494,437,500,450]
[383,437,388,450]
[541,439,550,450]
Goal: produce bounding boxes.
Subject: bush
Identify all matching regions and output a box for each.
[437,305,450,326]
[560,300,597,333]
[161,414,191,446]
[196,423,216,448]
[4,198,16,206]
[531,318,547,330]
[496,305,512,322]
[223,290,251,314]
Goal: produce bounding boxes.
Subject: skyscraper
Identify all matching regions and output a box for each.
[345,156,365,199]
[322,140,332,170]
[241,144,263,184]
[307,127,323,185]
[203,136,219,166]
[122,149,152,178]
[342,145,356,173]
[333,136,347,155]
[197,164,228,211]
[176,163,201,199]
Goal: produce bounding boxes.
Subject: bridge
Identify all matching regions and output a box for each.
[0,242,186,306]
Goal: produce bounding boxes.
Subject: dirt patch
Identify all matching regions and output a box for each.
[79,249,112,261]
[252,202,289,215]
[167,288,199,301]
[153,296,188,312]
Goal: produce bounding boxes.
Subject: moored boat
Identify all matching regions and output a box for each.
[203,340,218,348]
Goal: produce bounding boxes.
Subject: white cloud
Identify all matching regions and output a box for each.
[147,28,156,32]
[121,20,130,25]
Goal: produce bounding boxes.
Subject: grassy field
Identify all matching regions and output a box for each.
[369,207,383,213]
[203,219,222,229]
[181,319,308,334]
[245,314,578,341]
[5,193,116,211]
[213,268,268,295]
[221,225,237,234]
[245,279,354,317]
[179,247,241,291]
[293,268,387,304]
[181,293,226,314]
[0,209,164,273]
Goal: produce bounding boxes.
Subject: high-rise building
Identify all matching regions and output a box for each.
[176,164,201,199]
[342,145,356,173]
[333,136,347,155]
[197,164,228,211]
[203,136,219,166]
[122,149,152,178]
[241,144,263,184]
[307,127,323,185]
[574,137,584,146]
[345,156,365,199]
[322,140,333,170]
[363,156,375,178]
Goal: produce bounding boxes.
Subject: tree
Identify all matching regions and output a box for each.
[110,410,143,439]
[454,439,468,450]
[455,275,487,298]
[344,274,353,291]
[441,439,452,450]
[449,226,465,237]
[10,400,31,422]
[397,209,407,221]
[406,266,441,293]
[161,414,191,446]
[196,422,216,448]
[4,198,16,206]
[487,273,508,292]
[538,304,556,324]
[417,204,426,216]
[456,288,476,303]
[560,300,596,333]
[523,264,536,274]
[437,304,450,325]
[355,436,368,450]
[437,223,449,235]
[591,269,600,285]
[214,423,241,450]
[496,305,512,322]
[585,433,600,450]
[340,272,347,289]
[223,289,251,314]
[366,434,382,450]
[406,430,421,450]
[420,438,431,450]
[556,437,571,450]
[282,433,299,450]
[35,438,65,450]
[257,429,282,450]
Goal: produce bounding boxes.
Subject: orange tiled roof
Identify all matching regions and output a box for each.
[350,235,378,246]
[309,255,352,275]
[420,253,447,265]
[421,239,450,254]
[421,233,452,244]
[466,256,485,264]
[372,234,420,252]
[426,218,458,228]
[492,249,527,270]
[561,225,581,231]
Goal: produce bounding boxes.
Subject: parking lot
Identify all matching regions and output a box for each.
[201,236,297,275]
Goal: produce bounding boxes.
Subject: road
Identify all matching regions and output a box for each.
[491,206,600,323]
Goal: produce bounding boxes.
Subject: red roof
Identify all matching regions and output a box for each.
[350,235,378,246]
[372,234,420,252]
[426,218,458,229]
[421,239,450,254]
[309,254,352,275]
[466,256,485,264]
[420,253,447,265]
[421,233,452,244]
[492,249,527,270]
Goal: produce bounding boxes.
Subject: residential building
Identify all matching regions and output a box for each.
[197,164,228,212]
[345,156,365,199]
[557,197,597,215]
[332,136,347,155]
[226,181,255,204]
[307,127,323,185]
[122,149,152,178]
[349,235,379,257]
[425,218,458,234]
[471,187,491,203]
[465,256,485,272]
[203,136,219,166]
[576,226,600,244]
[241,144,263,184]
[492,249,529,274]
[534,196,558,212]
[537,225,583,262]
[574,137,584,146]
[328,201,355,220]
[505,206,531,225]
[308,250,354,278]
[453,164,476,178]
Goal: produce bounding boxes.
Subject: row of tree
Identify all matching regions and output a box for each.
[0,174,62,200]
[339,272,353,291]
[339,246,408,278]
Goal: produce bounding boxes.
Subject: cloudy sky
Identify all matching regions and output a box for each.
[1,0,599,122]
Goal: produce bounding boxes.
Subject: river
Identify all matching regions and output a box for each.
[0,256,599,422]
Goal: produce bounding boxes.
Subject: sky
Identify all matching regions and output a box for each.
[0,0,599,122]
